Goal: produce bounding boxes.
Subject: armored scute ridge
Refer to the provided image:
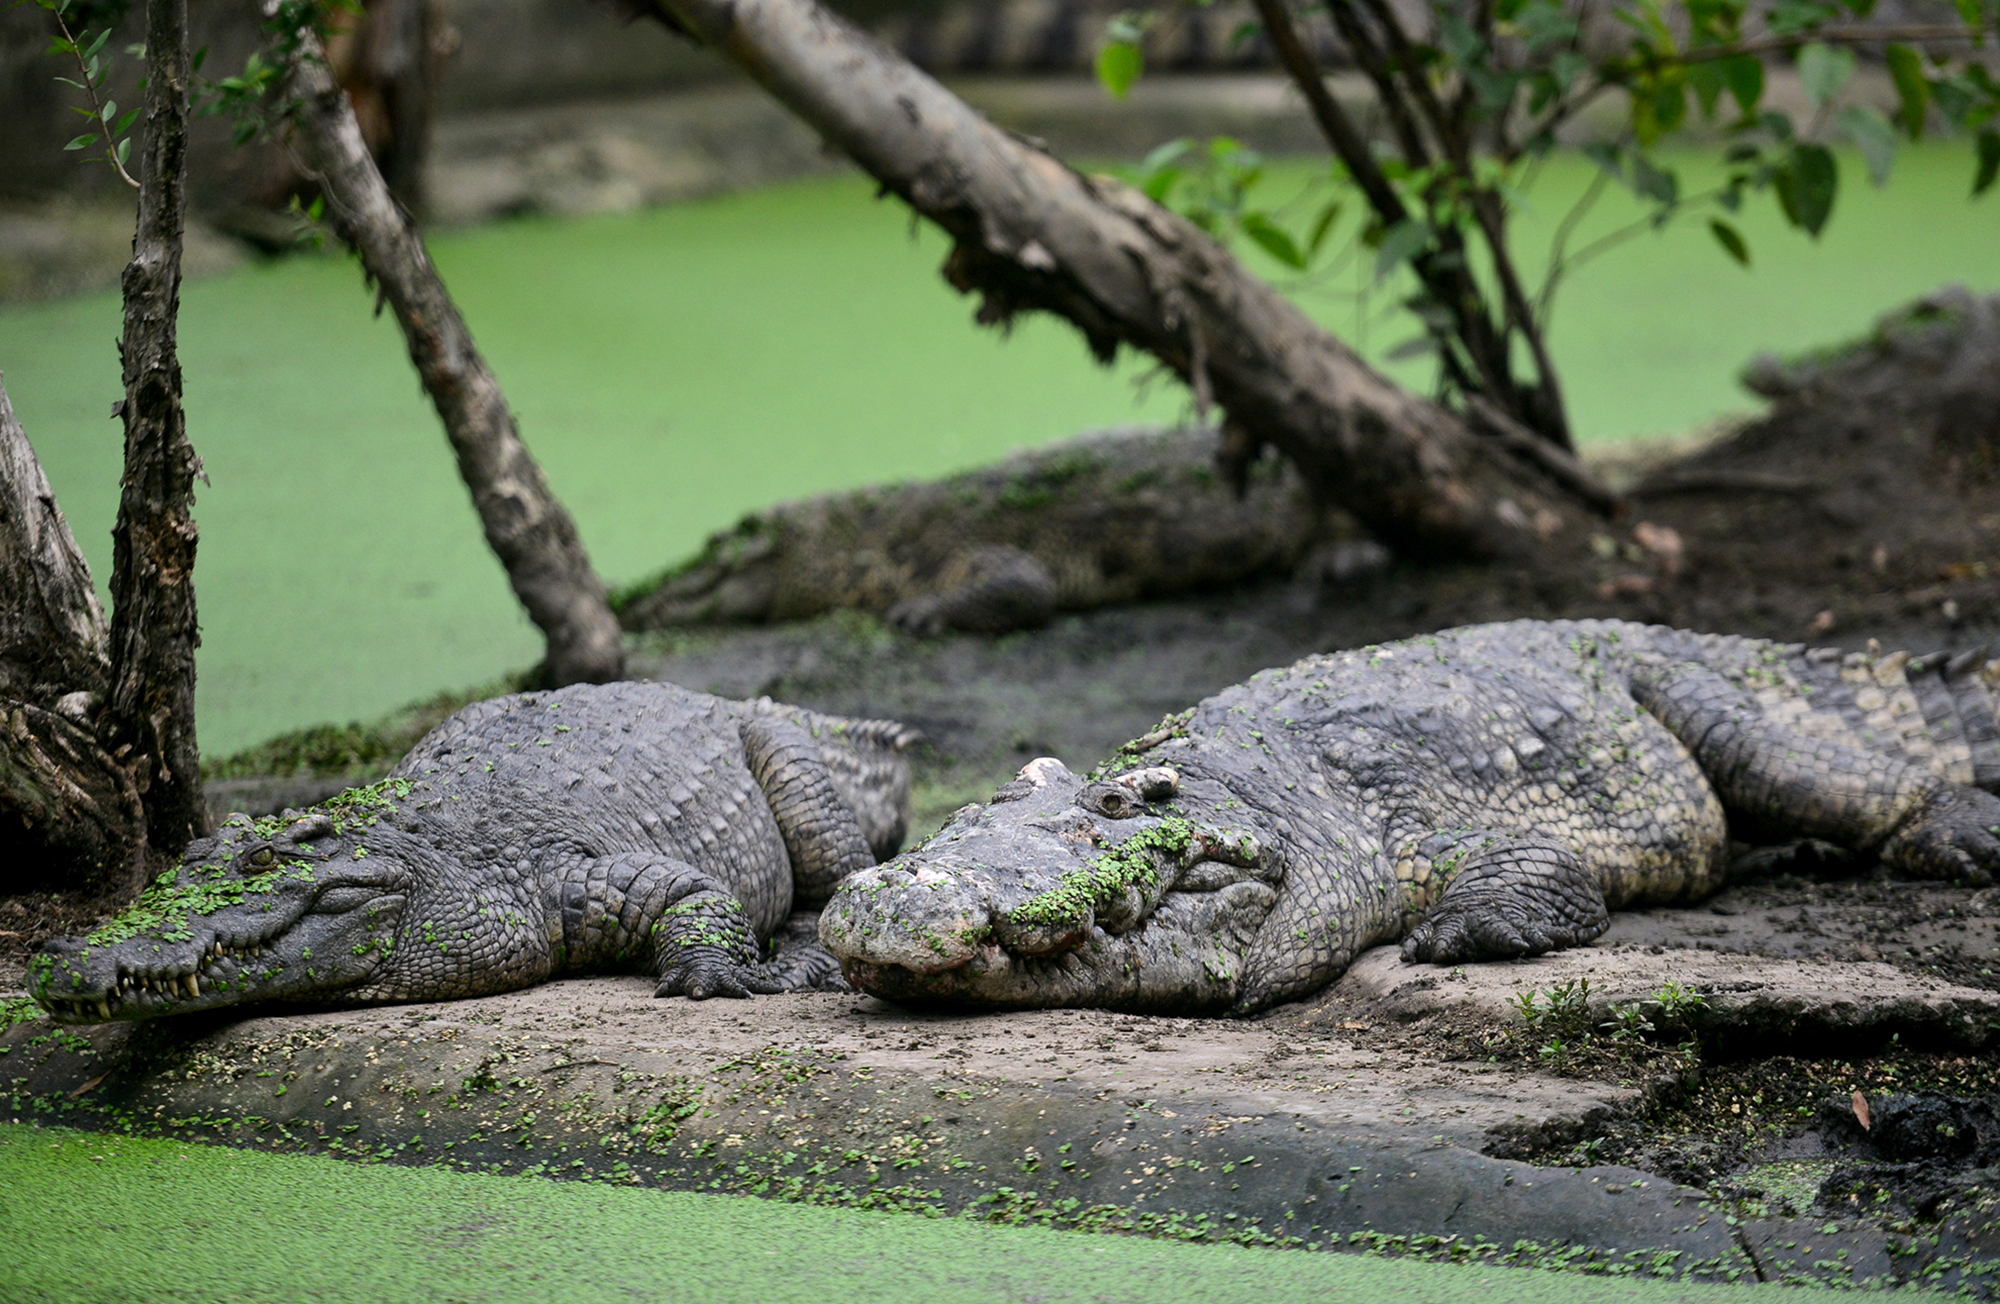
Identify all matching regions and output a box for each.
[820,619,2000,1015]
[31,681,918,1023]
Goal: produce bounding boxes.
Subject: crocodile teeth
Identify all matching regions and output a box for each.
[182,975,199,999]
[94,1001,109,1020]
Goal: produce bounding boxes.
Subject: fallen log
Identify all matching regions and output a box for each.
[627,0,1617,559]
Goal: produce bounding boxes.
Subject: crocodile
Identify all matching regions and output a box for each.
[820,619,2000,1015]
[30,681,918,1024]
[615,425,1372,637]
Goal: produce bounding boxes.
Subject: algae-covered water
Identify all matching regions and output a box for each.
[0,1123,1761,1303]
[0,145,1993,752]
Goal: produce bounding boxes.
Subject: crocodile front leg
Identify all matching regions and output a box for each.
[1400,829,1610,964]
[546,852,784,999]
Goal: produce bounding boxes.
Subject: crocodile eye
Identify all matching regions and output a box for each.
[247,847,276,867]
[1079,783,1141,819]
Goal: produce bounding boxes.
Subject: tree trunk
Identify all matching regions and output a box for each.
[0,376,110,705]
[629,0,1617,558]
[363,0,437,214]
[286,35,626,687]
[0,376,146,895]
[104,0,208,861]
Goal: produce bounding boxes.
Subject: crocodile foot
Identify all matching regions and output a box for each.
[1402,834,1608,965]
[1881,786,2000,886]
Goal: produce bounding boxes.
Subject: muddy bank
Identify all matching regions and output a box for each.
[6,873,2000,1288]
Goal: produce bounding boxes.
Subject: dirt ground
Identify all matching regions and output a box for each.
[5,289,2000,1285]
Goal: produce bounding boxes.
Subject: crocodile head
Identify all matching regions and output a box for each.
[820,757,1279,1012]
[30,783,422,1024]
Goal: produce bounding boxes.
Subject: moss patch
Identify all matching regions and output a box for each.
[1010,817,1195,930]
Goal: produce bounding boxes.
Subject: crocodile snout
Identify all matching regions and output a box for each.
[818,863,994,974]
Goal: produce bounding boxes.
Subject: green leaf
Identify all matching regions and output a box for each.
[1305,201,1342,258]
[1240,213,1306,269]
[114,136,130,168]
[1141,137,1193,173]
[1709,219,1750,265]
[116,108,140,136]
[1095,40,1142,100]
[83,27,111,57]
[1227,21,1260,50]
[1767,0,1835,35]
[1723,56,1764,116]
[100,99,116,123]
[1976,129,2000,197]
[1775,143,1839,236]
[1688,60,1726,118]
[1950,0,1980,24]
[63,133,98,151]
[1885,45,1929,139]
[1631,154,1679,205]
[1372,219,1431,283]
[1513,0,1578,50]
[1932,75,1986,129]
[1838,104,1897,186]
[192,44,208,74]
[1551,50,1589,92]
[1797,43,1855,107]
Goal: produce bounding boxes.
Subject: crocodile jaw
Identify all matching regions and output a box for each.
[30,815,416,1024]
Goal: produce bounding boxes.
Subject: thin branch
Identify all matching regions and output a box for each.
[1350,0,1466,166]
[50,8,140,189]
[1535,162,1613,325]
[1321,0,1434,168]
[1543,181,1737,318]
[1247,0,1410,225]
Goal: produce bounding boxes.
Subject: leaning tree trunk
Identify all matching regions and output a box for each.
[0,376,147,895]
[286,35,626,686]
[628,0,1617,558]
[103,0,208,861]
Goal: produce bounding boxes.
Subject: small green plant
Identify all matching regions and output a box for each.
[1604,1001,1656,1044]
[1654,978,1706,1020]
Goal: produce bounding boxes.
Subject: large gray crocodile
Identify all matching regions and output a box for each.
[615,425,1368,637]
[819,620,2000,1014]
[30,682,917,1023]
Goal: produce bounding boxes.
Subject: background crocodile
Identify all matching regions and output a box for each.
[821,619,2000,1014]
[615,425,1376,636]
[29,682,917,1023]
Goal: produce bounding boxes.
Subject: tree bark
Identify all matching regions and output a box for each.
[628,0,1616,559]
[104,0,208,860]
[0,377,147,895]
[286,35,626,686]
[0,376,110,705]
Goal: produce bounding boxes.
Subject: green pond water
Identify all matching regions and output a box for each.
[0,145,1993,752]
[0,1123,1766,1303]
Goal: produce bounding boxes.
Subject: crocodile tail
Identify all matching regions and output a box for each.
[1904,647,2000,792]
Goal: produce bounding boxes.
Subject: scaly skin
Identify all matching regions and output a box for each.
[31,682,917,1024]
[615,426,1343,635]
[821,619,2000,1015]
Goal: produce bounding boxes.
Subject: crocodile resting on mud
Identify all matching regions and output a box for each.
[615,425,1366,637]
[820,619,2000,1015]
[30,683,917,1023]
